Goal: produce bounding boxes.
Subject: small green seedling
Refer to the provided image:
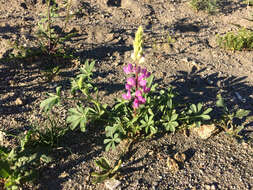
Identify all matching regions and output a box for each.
[216,94,250,138]
[217,28,253,51]
[190,0,220,14]
[91,157,122,184]
[0,131,51,189]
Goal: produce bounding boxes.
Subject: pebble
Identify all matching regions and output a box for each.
[15,97,23,105]
[191,124,216,140]
[205,184,217,190]
[104,179,121,190]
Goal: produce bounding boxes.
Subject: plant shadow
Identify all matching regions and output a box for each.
[169,66,253,138]
[34,123,105,190]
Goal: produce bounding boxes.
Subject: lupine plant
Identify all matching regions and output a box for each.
[40,26,213,183]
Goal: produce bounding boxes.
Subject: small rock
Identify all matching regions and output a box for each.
[173,152,186,163]
[15,98,23,105]
[59,171,69,178]
[191,124,216,140]
[210,184,216,190]
[9,80,15,86]
[121,0,145,18]
[0,131,6,146]
[167,157,179,172]
[181,57,190,63]
[105,179,121,190]
[20,2,28,9]
[205,184,211,190]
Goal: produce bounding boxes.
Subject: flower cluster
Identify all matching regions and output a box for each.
[122,64,151,108]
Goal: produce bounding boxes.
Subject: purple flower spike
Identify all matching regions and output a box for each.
[122,90,132,100]
[123,64,133,74]
[127,77,136,87]
[133,98,140,108]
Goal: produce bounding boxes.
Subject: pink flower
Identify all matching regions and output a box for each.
[138,73,145,81]
[137,96,146,104]
[145,72,151,78]
[125,83,132,91]
[141,68,147,75]
[143,86,150,93]
[123,64,133,74]
[133,66,141,74]
[127,77,136,87]
[122,90,132,100]
[133,98,140,108]
[135,90,142,97]
[139,79,146,87]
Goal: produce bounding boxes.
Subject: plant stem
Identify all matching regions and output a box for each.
[47,0,52,54]
[63,0,72,31]
[133,62,139,117]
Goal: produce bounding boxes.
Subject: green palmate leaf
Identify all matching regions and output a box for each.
[162,109,179,132]
[197,103,203,112]
[105,126,117,137]
[163,119,179,132]
[79,60,95,80]
[202,108,213,115]
[171,112,178,121]
[235,109,250,119]
[67,105,89,132]
[140,114,156,135]
[146,75,154,88]
[40,87,61,112]
[104,133,121,152]
[190,104,197,113]
[200,114,211,120]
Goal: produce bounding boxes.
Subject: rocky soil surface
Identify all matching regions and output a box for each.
[0,0,253,189]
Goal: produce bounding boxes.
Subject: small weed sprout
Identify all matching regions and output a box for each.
[217,27,253,51]
[190,0,220,14]
[8,0,76,64]
[37,0,76,57]
[216,94,250,138]
[242,0,253,6]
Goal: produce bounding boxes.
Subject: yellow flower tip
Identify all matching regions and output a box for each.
[132,26,144,62]
[139,56,145,64]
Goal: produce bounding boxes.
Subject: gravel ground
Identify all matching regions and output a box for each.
[0,0,253,189]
